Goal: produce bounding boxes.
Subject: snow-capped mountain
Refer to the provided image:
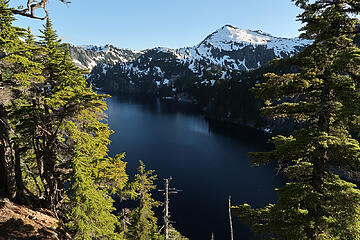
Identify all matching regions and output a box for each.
[178,25,312,72]
[70,25,311,94]
[69,44,143,70]
[71,25,311,72]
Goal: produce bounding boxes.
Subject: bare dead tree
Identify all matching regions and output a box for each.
[229,195,234,240]
[9,0,70,20]
[159,177,181,240]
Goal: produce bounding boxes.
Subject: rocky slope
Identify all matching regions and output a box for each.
[0,198,69,240]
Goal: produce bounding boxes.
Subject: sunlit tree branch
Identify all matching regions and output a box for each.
[9,0,70,20]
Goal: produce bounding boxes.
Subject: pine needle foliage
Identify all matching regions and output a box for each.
[0,0,44,202]
[35,19,128,239]
[233,1,360,239]
[126,161,163,240]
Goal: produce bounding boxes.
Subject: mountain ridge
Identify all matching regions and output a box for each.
[69,24,312,98]
[70,24,311,72]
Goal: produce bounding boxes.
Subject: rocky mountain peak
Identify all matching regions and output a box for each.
[199,24,311,54]
[203,25,271,46]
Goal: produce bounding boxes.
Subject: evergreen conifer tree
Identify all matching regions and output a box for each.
[31,19,128,239]
[233,1,360,239]
[1,2,168,239]
[0,0,22,200]
[127,161,163,240]
[0,0,43,202]
[1,9,130,238]
[168,226,189,240]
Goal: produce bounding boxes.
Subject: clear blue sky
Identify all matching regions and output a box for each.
[12,0,304,50]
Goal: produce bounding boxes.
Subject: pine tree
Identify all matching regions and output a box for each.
[0,0,43,202]
[30,19,128,238]
[168,226,189,240]
[9,18,72,210]
[0,11,129,238]
[233,1,360,239]
[1,2,167,239]
[0,0,18,199]
[126,161,163,240]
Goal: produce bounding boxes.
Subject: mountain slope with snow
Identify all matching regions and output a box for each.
[70,25,312,94]
[70,25,311,74]
[69,44,143,70]
[178,25,312,72]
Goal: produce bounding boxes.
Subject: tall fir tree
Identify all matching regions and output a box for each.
[126,161,163,240]
[233,1,360,239]
[1,2,169,239]
[0,0,43,202]
[32,19,128,239]
[0,0,21,201]
[1,9,130,238]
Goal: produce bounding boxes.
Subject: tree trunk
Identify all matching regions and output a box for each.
[228,195,234,240]
[14,142,25,202]
[0,104,17,200]
[42,137,59,215]
[308,82,332,240]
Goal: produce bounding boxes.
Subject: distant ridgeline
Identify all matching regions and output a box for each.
[69,25,312,133]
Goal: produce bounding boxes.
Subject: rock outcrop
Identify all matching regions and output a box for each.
[0,198,69,240]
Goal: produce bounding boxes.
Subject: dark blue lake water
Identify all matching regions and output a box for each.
[106,96,282,240]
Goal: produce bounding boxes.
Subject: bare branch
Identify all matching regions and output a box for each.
[24,161,43,197]
[10,0,70,20]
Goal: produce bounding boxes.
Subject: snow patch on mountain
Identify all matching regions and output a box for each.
[81,45,109,52]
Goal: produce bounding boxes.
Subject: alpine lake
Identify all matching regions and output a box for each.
[105,95,283,240]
